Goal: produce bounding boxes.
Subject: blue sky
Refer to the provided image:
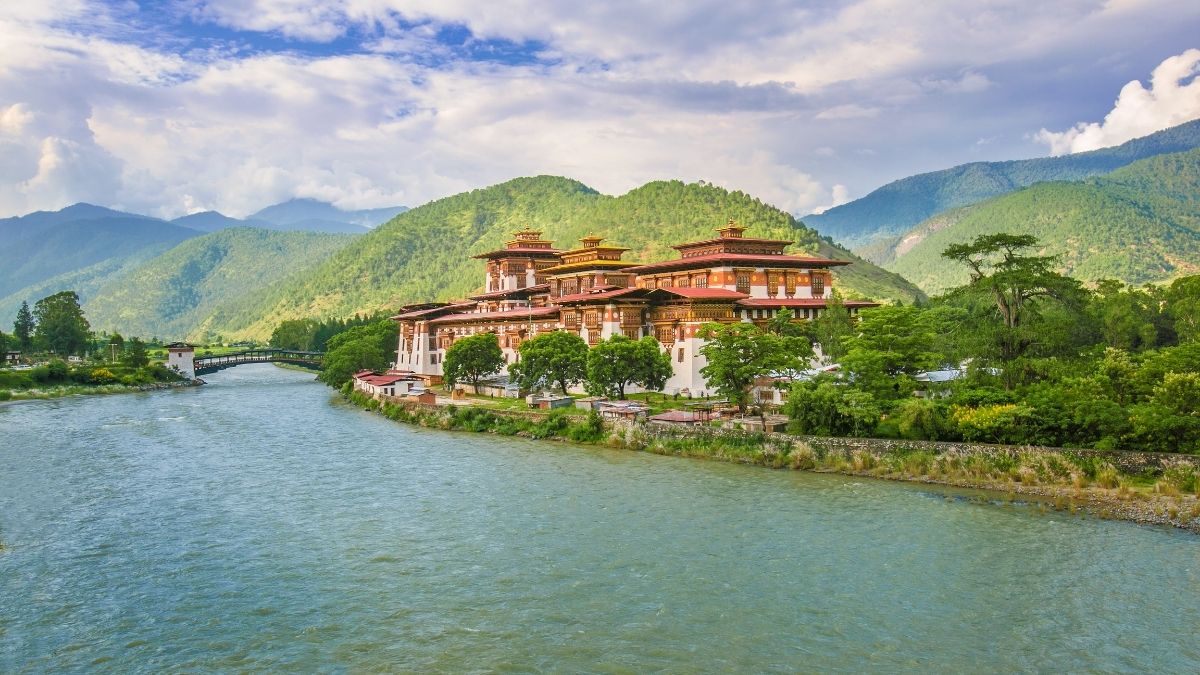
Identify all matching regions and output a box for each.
[1,1,1198,220]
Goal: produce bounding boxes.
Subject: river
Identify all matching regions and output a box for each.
[1,364,1198,672]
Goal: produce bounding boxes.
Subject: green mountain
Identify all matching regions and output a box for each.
[884,148,1200,294]
[0,215,200,299]
[804,119,1200,250]
[209,176,924,340]
[82,228,356,341]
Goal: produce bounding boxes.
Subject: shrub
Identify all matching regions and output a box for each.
[1095,463,1121,489]
[88,368,117,384]
[0,390,11,401]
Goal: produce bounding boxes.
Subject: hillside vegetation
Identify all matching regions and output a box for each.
[212,177,924,340]
[804,119,1200,250]
[83,228,355,340]
[885,148,1200,294]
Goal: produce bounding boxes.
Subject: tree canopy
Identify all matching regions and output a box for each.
[511,330,588,394]
[699,322,813,414]
[586,335,672,399]
[444,332,505,391]
[32,291,91,356]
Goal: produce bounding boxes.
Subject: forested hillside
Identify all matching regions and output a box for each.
[82,228,355,341]
[804,119,1200,250]
[212,177,924,340]
[0,216,200,299]
[884,148,1200,294]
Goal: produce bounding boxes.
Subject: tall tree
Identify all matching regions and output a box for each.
[443,332,504,392]
[810,291,853,362]
[123,337,150,368]
[318,320,399,387]
[511,330,588,394]
[699,322,813,415]
[586,335,672,399]
[942,234,1083,382]
[13,301,34,351]
[32,291,91,356]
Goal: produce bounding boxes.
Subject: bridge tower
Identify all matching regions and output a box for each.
[165,342,196,379]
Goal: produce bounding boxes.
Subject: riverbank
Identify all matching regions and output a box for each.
[344,390,1200,534]
[0,379,201,404]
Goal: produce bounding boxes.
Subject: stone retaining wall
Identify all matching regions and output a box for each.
[627,422,1200,475]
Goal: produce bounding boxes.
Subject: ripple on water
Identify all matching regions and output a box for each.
[0,363,1198,672]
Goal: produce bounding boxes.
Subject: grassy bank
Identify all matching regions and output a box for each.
[0,379,199,403]
[342,390,1200,533]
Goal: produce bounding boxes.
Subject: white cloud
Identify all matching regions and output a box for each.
[2,1,1200,220]
[809,184,851,215]
[1036,48,1200,155]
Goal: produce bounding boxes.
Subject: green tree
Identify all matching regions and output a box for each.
[1167,275,1200,343]
[698,321,813,414]
[318,320,399,387]
[32,291,91,356]
[1128,372,1200,453]
[511,330,588,394]
[270,318,321,351]
[13,301,34,351]
[0,329,9,356]
[942,234,1084,384]
[841,305,937,400]
[443,332,504,392]
[810,291,853,361]
[123,338,150,368]
[766,308,806,337]
[783,380,879,437]
[586,335,672,399]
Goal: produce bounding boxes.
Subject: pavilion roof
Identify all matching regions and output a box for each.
[625,252,849,274]
[429,306,560,325]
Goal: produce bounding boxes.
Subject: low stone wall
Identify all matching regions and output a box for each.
[628,422,1200,475]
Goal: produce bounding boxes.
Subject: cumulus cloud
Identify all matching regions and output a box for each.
[2,1,1199,220]
[809,185,851,215]
[1036,48,1200,155]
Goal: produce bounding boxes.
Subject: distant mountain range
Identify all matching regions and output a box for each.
[0,198,405,329]
[171,199,408,235]
[804,118,1200,251]
[881,147,1200,294]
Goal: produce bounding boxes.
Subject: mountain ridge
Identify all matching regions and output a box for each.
[804,118,1200,250]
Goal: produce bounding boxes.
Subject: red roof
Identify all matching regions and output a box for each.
[469,284,549,300]
[471,247,563,259]
[625,253,850,274]
[554,287,647,303]
[737,298,880,309]
[390,301,476,320]
[357,373,415,386]
[646,287,749,300]
[673,236,794,250]
[429,306,560,325]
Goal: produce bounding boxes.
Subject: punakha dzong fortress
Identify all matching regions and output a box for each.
[391,221,878,395]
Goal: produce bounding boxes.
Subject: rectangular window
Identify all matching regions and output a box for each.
[736,271,751,295]
[811,274,825,297]
[677,347,684,363]
[676,276,690,287]
[660,277,673,288]
[785,273,797,297]
[766,272,780,297]
[694,274,708,288]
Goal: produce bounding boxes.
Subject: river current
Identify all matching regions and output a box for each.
[1,364,1198,672]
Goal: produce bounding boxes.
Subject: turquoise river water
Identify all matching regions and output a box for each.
[1,364,1198,672]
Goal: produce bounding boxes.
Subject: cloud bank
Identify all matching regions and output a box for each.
[1036,48,1200,155]
[0,2,1197,220]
